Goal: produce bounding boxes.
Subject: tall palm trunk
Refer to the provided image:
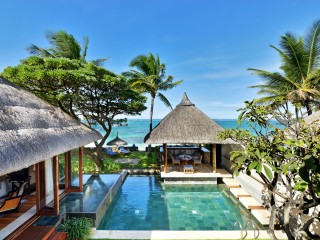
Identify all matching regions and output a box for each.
[305,101,313,116]
[148,96,155,153]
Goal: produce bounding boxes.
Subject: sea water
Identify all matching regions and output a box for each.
[91,119,283,150]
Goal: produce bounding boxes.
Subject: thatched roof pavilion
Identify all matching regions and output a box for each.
[145,93,233,173]
[107,132,128,146]
[0,77,102,176]
[145,93,233,144]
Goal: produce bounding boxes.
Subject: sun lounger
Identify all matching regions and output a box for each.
[105,147,117,156]
[118,146,130,154]
[0,196,22,214]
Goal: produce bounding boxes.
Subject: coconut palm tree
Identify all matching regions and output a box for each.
[123,53,183,132]
[249,20,320,116]
[27,30,107,66]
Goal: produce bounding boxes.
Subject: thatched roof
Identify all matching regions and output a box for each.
[0,77,102,176]
[304,111,320,125]
[145,93,234,144]
[107,132,128,146]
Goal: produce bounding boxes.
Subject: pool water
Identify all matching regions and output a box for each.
[98,176,261,230]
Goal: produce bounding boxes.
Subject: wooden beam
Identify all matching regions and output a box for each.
[163,143,168,173]
[79,147,83,192]
[52,156,59,215]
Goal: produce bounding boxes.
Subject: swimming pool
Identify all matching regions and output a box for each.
[98,175,262,230]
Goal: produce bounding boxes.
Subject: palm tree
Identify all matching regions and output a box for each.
[249,20,320,116]
[123,53,183,132]
[27,30,107,66]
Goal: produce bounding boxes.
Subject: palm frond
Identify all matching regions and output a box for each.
[90,58,109,67]
[26,44,54,57]
[304,19,320,72]
[157,92,173,110]
[82,36,89,61]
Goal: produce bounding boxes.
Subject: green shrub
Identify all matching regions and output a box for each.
[59,217,93,240]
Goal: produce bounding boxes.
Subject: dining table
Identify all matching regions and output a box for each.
[179,154,193,166]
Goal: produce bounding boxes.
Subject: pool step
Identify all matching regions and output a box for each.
[223,177,271,226]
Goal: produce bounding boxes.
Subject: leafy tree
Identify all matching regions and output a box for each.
[2,56,146,167]
[27,30,107,66]
[249,20,320,116]
[219,102,320,239]
[123,53,183,133]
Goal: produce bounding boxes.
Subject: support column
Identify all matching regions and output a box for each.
[212,144,216,173]
[64,152,69,190]
[79,147,83,192]
[52,155,59,215]
[163,143,168,173]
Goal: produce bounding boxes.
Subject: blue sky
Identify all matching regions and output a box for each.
[1,0,320,119]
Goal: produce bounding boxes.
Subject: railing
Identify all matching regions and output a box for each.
[233,220,259,239]
[244,220,259,239]
[233,221,244,239]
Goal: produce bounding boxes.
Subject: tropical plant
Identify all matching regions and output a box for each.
[1,57,146,167]
[249,20,320,116]
[27,30,107,66]
[218,101,320,240]
[59,217,93,240]
[123,53,183,132]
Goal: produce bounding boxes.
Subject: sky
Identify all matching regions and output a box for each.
[1,0,320,119]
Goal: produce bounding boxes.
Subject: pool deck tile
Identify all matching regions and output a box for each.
[91,229,288,239]
[229,188,251,198]
[251,209,271,226]
[239,196,263,209]
[222,178,241,188]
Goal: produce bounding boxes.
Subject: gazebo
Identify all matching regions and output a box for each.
[144,93,234,174]
[107,132,128,146]
[0,77,102,217]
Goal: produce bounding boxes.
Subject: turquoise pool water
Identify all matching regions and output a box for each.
[98,176,262,230]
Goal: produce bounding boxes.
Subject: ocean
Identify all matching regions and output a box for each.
[91,119,283,150]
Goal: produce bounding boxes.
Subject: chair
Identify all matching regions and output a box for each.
[0,196,22,214]
[105,147,117,156]
[118,146,130,154]
[193,154,203,167]
[171,154,180,166]
[0,181,28,205]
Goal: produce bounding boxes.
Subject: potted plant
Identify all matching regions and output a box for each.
[59,217,93,240]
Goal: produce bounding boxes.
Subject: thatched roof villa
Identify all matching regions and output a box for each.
[0,77,102,235]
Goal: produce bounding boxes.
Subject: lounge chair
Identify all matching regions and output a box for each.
[171,154,181,166]
[118,146,130,154]
[193,154,203,167]
[0,196,22,214]
[0,181,28,205]
[105,147,117,156]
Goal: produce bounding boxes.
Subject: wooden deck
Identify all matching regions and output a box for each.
[0,194,36,231]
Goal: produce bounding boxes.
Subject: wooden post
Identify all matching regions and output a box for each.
[52,155,59,215]
[212,144,217,173]
[164,143,168,173]
[64,152,69,190]
[79,147,83,192]
[35,162,40,214]
[35,161,46,214]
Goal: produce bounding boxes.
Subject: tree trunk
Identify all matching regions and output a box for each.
[148,96,155,154]
[305,101,313,116]
[283,204,295,240]
[268,205,278,240]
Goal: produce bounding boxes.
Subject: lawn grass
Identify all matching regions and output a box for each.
[69,150,159,174]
